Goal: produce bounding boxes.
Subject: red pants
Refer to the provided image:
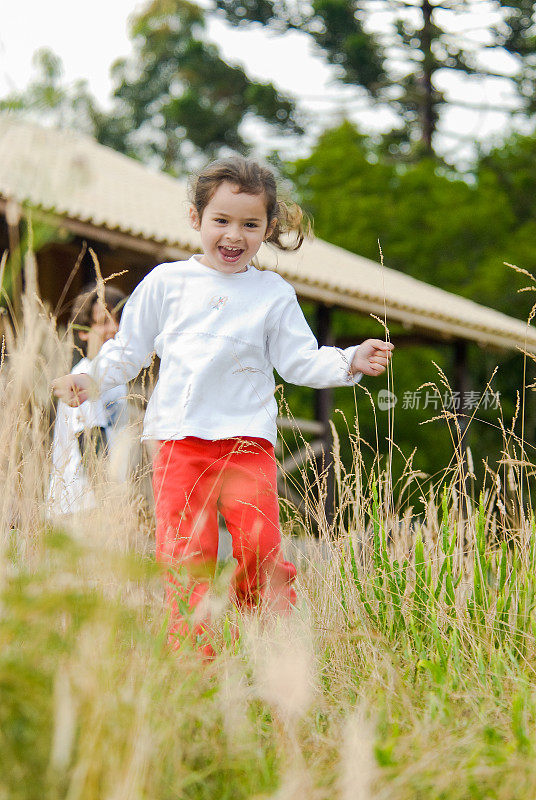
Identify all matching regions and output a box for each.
[152,437,297,648]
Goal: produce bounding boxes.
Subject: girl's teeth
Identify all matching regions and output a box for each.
[220,247,242,259]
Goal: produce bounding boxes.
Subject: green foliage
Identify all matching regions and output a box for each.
[108,0,301,172]
[9,495,536,799]
[332,484,536,798]
[343,496,536,673]
[290,121,518,303]
[0,49,120,148]
[4,283,536,798]
[0,2,301,171]
[0,533,281,800]
[283,121,536,481]
[0,49,68,119]
[480,133,536,221]
[214,0,536,157]
[1,216,66,309]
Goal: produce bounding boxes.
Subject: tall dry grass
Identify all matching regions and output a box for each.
[2,256,536,799]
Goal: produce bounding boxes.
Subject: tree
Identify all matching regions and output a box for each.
[108,0,302,172]
[284,120,533,478]
[0,49,137,157]
[289,121,518,304]
[1,1,302,172]
[1,49,93,130]
[476,130,536,306]
[495,1,536,113]
[214,0,536,159]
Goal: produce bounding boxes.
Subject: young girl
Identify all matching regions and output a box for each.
[53,157,393,649]
[48,284,129,518]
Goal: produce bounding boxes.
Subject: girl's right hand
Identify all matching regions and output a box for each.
[52,373,95,407]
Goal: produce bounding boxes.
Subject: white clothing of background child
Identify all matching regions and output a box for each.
[48,284,129,518]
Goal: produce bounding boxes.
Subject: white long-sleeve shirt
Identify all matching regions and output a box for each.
[89,256,361,445]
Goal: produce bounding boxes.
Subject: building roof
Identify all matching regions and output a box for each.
[1,113,534,353]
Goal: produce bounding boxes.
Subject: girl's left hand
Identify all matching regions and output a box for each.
[350,339,394,377]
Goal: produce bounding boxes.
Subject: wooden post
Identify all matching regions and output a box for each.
[453,339,469,514]
[5,199,22,322]
[454,340,469,446]
[315,303,335,523]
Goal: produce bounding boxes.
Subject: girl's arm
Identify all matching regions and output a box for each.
[53,269,164,406]
[267,291,392,388]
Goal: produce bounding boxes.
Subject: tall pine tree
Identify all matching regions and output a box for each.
[214,0,536,157]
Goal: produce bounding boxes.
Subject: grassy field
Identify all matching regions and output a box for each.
[2,282,536,799]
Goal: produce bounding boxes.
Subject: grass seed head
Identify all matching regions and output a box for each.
[338,708,377,800]
[247,615,316,724]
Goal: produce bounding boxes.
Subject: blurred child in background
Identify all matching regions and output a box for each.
[48,284,129,518]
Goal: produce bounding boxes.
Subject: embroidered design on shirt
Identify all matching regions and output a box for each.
[209,295,229,311]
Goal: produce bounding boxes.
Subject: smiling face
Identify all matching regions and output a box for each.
[189,181,276,274]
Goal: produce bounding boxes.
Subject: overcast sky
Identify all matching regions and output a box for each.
[0,0,528,165]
